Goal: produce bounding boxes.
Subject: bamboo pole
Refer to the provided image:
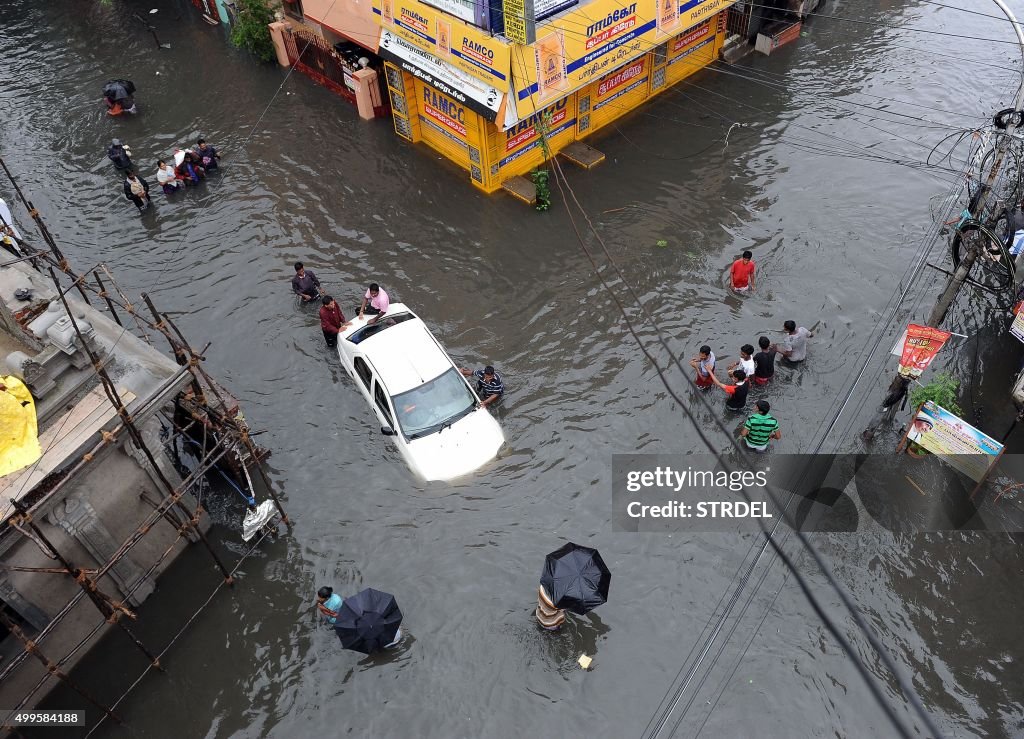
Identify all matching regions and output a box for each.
[141,293,291,528]
[0,610,121,726]
[0,157,91,304]
[47,268,234,584]
[91,270,123,327]
[8,500,164,671]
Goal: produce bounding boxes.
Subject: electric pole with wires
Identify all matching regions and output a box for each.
[863,0,1024,441]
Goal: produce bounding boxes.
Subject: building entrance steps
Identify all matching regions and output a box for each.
[559,142,606,170]
[500,176,537,206]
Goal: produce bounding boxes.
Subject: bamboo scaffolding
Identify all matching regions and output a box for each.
[0,161,289,730]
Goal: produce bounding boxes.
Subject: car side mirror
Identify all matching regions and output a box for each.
[381,426,395,436]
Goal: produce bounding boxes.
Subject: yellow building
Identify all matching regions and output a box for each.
[303,0,735,194]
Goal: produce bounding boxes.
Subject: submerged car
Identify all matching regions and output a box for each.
[336,303,504,481]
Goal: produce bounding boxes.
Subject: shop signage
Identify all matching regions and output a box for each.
[897,324,951,378]
[422,88,468,136]
[657,0,679,34]
[378,28,504,120]
[592,56,648,111]
[504,96,569,152]
[512,0,735,116]
[534,0,578,21]
[1012,304,1024,342]
[907,402,1003,482]
[374,0,512,87]
[502,0,536,44]
[534,30,568,100]
[671,18,710,52]
[420,0,488,28]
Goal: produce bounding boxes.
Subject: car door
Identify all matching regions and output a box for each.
[372,379,397,432]
[352,356,375,406]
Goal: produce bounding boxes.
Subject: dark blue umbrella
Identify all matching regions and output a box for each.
[540,543,611,615]
[334,588,403,654]
[103,80,136,102]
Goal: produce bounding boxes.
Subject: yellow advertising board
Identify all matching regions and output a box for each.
[510,0,735,118]
[489,93,577,177]
[664,16,720,85]
[906,401,1003,482]
[578,52,651,134]
[374,0,512,90]
[503,0,532,45]
[415,82,475,165]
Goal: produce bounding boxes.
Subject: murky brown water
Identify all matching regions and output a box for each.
[3,0,1024,736]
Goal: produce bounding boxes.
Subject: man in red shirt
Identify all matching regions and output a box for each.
[319,295,350,348]
[730,250,755,292]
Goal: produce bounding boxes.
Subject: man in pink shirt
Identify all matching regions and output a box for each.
[358,283,390,325]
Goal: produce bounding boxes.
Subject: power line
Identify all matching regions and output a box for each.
[0,8,353,511]
[682,127,996,734]
[913,0,1012,22]
[543,154,943,738]
[738,2,1023,45]
[508,24,955,725]
[500,9,1011,176]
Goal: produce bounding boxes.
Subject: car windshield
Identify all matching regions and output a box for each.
[392,367,477,439]
[347,312,415,344]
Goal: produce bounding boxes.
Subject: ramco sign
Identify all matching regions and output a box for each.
[504,97,570,151]
[399,8,430,33]
[378,29,502,121]
[672,19,710,51]
[460,38,496,64]
[585,3,638,50]
[597,58,645,97]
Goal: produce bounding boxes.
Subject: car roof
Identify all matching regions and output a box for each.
[360,316,453,395]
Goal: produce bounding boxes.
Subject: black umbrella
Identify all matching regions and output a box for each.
[333,588,403,654]
[103,79,136,102]
[540,542,611,615]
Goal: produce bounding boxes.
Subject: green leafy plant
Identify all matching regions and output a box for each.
[530,110,555,212]
[230,0,278,62]
[909,372,962,416]
[532,169,551,211]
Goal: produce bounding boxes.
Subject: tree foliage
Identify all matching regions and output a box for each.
[230,0,278,62]
[909,372,962,416]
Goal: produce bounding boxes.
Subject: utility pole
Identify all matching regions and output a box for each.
[930,0,1024,324]
[864,0,1024,440]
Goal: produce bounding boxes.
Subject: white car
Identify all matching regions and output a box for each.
[336,303,504,481]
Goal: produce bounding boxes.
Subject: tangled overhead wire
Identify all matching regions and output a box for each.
[993,107,1024,129]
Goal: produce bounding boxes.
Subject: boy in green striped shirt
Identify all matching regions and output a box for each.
[741,400,781,452]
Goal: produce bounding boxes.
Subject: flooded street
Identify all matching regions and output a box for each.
[2,0,1024,736]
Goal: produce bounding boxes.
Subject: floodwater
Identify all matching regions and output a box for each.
[2,0,1024,736]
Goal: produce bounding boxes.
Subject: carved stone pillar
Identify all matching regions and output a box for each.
[48,498,156,607]
[0,578,50,632]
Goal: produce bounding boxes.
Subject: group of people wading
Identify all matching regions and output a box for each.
[109,136,221,214]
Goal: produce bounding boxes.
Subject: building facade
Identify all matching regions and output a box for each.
[297,0,735,193]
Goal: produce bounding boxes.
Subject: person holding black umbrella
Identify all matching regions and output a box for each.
[316,586,343,625]
[103,80,137,115]
[538,542,611,625]
[535,585,566,630]
[334,587,404,654]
